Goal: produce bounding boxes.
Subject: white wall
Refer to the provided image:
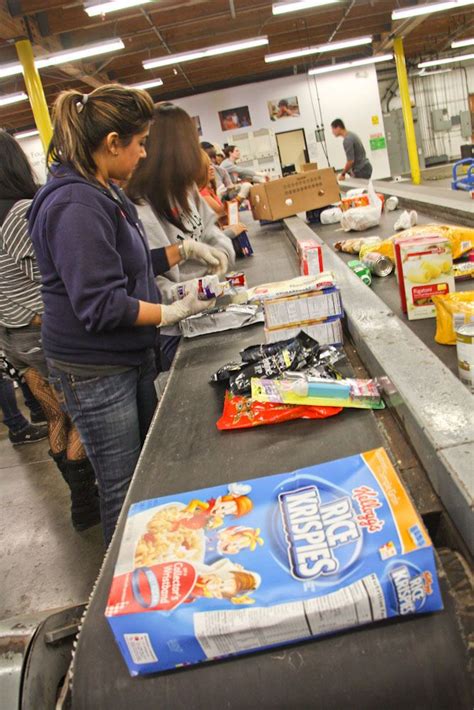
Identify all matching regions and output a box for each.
[379,64,474,160]
[173,68,391,179]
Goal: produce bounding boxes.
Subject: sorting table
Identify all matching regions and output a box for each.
[71,222,471,710]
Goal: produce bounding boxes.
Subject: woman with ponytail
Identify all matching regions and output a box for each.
[29,85,223,544]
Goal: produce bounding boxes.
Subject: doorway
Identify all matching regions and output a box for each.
[275,128,309,173]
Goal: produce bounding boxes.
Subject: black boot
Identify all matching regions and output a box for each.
[50,451,101,532]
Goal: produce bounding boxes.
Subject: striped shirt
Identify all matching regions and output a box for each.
[0,199,44,328]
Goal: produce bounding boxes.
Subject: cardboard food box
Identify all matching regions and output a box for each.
[264,315,343,345]
[300,162,319,172]
[298,240,324,276]
[250,169,340,222]
[395,236,454,320]
[264,287,343,330]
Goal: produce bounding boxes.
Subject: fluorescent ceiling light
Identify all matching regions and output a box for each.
[15,129,40,139]
[309,53,393,75]
[127,78,163,90]
[0,38,124,79]
[452,37,474,48]
[265,35,372,63]
[418,52,474,67]
[272,0,339,15]
[143,36,269,69]
[392,0,474,21]
[85,0,151,16]
[0,91,28,106]
[416,67,453,75]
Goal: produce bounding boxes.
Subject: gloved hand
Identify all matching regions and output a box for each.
[181,240,228,276]
[160,290,216,327]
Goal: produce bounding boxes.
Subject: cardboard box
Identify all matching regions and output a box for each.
[395,236,454,320]
[300,162,319,172]
[298,240,324,276]
[264,287,343,330]
[250,169,340,221]
[264,315,343,345]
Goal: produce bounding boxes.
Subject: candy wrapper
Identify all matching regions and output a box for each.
[105,448,443,676]
[251,375,385,409]
[229,332,322,395]
[216,392,342,430]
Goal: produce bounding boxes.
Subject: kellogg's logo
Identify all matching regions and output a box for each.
[279,486,361,580]
[390,565,433,615]
[352,485,384,534]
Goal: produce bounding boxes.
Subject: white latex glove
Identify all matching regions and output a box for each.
[160,291,216,327]
[181,239,228,276]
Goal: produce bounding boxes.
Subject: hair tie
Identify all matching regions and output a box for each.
[76,94,89,114]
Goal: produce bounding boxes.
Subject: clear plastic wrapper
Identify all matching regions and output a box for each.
[251,375,385,409]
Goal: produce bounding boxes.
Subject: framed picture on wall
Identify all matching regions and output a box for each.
[192,115,203,136]
[268,96,300,121]
[218,106,252,131]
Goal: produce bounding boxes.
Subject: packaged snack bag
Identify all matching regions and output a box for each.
[432,292,474,345]
[360,225,474,262]
[105,448,443,676]
[216,392,342,430]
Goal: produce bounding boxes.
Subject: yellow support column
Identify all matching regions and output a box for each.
[15,39,52,154]
[393,37,421,185]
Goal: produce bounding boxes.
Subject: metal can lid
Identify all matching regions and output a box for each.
[456,322,474,337]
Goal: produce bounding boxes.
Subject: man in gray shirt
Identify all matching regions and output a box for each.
[331,118,373,179]
[220,145,267,184]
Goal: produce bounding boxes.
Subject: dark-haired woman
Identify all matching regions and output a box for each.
[127,103,235,369]
[29,86,220,544]
[0,130,100,530]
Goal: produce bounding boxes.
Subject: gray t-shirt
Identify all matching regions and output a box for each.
[343,132,372,177]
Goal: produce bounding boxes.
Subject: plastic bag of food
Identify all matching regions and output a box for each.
[360,224,474,262]
[432,292,474,345]
[320,207,343,224]
[216,391,341,429]
[340,181,382,232]
[105,448,443,676]
[394,210,417,231]
[335,236,382,254]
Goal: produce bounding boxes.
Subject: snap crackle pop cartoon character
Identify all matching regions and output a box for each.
[185,559,261,605]
[172,483,253,531]
[216,526,264,555]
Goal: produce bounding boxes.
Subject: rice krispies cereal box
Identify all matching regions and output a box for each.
[105,448,443,676]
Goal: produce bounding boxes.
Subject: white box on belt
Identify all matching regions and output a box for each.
[264,287,342,330]
[264,316,343,345]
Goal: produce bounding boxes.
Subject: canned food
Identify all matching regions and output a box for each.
[362,252,394,277]
[455,322,474,392]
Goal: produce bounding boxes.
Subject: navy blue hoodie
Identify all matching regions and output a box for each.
[29,166,170,366]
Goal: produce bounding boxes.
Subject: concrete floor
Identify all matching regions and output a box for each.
[0,390,104,620]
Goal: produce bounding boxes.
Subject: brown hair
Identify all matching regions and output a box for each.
[197,150,218,193]
[126,102,203,231]
[223,144,236,158]
[48,84,154,182]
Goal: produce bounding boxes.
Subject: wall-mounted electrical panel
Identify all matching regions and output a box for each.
[431,108,452,132]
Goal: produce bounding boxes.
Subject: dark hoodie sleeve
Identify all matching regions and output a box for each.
[45,202,139,332]
[150,247,171,276]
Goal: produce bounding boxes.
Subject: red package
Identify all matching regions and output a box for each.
[216,391,342,430]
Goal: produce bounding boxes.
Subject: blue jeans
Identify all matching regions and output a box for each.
[48,350,157,545]
[0,374,29,433]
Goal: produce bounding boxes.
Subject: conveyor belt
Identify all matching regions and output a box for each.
[310,209,474,376]
[71,222,472,710]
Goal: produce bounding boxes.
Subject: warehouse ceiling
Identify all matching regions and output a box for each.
[0,0,473,131]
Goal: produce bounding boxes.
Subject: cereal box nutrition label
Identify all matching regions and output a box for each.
[194,574,386,658]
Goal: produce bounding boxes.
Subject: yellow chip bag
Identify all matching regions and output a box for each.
[360,225,474,262]
[432,292,474,345]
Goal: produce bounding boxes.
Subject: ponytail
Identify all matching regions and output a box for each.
[48,83,154,181]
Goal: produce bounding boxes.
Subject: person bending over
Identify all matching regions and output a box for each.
[331,118,373,180]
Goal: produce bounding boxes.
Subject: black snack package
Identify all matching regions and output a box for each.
[230,333,321,395]
[240,331,319,364]
[210,362,244,383]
